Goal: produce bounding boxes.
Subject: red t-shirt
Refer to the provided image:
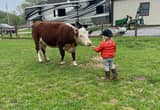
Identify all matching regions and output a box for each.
[93,39,116,58]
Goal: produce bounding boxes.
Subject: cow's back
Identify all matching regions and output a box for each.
[32,21,76,47]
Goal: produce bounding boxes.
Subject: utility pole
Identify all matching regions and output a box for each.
[135,7,140,37]
[75,3,80,23]
[109,0,114,26]
[5,2,10,24]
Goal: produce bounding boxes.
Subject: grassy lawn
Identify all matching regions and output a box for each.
[0,37,160,110]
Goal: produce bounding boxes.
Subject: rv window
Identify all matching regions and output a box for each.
[96,5,104,14]
[58,9,66,16]
[139,2,150,16]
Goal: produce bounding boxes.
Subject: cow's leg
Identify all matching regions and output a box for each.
[32,34,43,63]
[37,41,43,62]
[72,52,78,66]
[37,49,43,62]
[59,46,65,65]
[41,47,50,62]
[40,40,50,61]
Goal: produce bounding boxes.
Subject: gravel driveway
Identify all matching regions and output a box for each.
[123,26,160,36]
[90,26,160,37]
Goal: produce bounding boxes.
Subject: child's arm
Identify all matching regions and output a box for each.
[91,45,96,48]
[92,42,104,52]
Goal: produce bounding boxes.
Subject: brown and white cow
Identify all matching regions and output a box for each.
[32,21,92,66]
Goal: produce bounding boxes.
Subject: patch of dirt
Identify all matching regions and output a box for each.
[121,107,136,110]
[79,56,103,68]
[109,98,118,105]
[91,56,103,62]
[134,76,148,81]
[128,90,134,96]
[95,63,103,67]
[79,62,103,68]
[140,97,145,102]
[135,88,143,93]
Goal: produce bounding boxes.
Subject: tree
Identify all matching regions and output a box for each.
[18,0,45,11]
[0,11,25,25]
[15,0,45,24]
[16,0,45,17]
[0,11,8,23]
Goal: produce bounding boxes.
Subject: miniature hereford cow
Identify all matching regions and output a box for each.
[32,21,92,66]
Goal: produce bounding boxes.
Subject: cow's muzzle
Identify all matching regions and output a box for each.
[86,42,92,46]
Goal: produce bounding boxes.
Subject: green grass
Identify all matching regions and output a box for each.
[0,37,160,110]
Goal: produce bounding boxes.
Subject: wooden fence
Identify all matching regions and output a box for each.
[0,26,32,39]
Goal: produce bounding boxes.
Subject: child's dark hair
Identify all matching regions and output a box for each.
[101,29,113,37]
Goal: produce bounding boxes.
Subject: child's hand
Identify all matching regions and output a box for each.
[91,45,96,48]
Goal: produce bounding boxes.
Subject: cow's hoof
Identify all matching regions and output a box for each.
[45,58,50,62]
[39,61,43,63]
[73,61,78,66]
[60,61,65,65]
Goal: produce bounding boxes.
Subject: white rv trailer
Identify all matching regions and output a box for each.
[25,0,111,25]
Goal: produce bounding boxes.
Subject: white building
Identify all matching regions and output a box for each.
[112,0,160,25]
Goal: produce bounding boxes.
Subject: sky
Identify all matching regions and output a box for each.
[0,0,24,13]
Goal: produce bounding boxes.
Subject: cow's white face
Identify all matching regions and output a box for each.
[76,27,92,46]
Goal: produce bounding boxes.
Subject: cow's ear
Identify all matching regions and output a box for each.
[88,30,93,34]
[82,24,88,29]
[71,23,75,26]
[75,21,82,29]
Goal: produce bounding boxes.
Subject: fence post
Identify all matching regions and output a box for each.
[0,27,3,38]
[135,8,140,37]
[10,31,12,39]
[101,24,104,32]
[135,19,138,37]
[15,25,18,38]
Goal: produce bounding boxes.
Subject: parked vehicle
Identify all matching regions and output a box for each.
[0,24,16,34]
[25,0,110,25]
[115,15,144,30]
